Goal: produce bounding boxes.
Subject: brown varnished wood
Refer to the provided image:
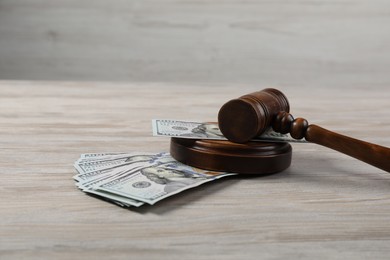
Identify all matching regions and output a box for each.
[170,138,292,174]
[219,89,390,173]
[306,125,390,172]
[273,111,390,172]
[218,88,290,143]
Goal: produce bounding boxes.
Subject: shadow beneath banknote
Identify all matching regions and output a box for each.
[127,170,289,215]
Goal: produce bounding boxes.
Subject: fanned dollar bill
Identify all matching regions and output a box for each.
[152,119,306,143]
[73,152,234,207]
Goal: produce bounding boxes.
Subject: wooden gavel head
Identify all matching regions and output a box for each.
[218,88,290,143]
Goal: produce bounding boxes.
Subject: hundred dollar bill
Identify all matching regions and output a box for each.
[75,157,130,173]
[82,166,146,207]
[74,154,152,207]
[74,152,173,174]
[75,153,177,187]
[74,152,232,207]
[74,152,179,207]
[152,119,306,143]
[80,153,127,159]
[86,189,144,207]
[93,152,235,205]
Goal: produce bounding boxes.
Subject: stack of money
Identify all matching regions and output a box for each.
[73,119,304,207]
[73,152,234,207]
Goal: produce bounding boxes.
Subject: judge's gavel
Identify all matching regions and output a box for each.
[218,88,390,173]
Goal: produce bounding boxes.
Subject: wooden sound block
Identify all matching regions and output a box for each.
[170,138,292,174]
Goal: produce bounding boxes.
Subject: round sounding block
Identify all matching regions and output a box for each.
[170,138,292,174]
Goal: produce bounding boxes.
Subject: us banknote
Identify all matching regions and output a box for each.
[94,155,235,205]
[74,152,173,174]
[152,119,306,143]
[73,152,234,207]
[74,153,164,207]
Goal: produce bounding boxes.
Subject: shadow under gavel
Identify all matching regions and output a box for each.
[218,88,390,173]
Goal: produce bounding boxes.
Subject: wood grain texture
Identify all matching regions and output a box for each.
[1,0,390,88]
[0,81,390,259]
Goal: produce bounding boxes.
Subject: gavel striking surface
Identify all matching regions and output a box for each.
[170,138,292,174]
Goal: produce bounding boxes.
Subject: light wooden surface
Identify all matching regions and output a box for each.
[1,81,390,259]
[1,0,390,88]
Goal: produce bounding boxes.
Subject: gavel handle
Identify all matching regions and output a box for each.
[273,112,390,172]
[305,125,390,172]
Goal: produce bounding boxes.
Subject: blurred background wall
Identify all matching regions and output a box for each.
[0,0,390,88]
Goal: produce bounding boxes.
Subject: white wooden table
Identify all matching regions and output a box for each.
[1,81,390,259]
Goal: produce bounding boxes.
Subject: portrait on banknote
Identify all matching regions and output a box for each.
[140,166,208,193]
